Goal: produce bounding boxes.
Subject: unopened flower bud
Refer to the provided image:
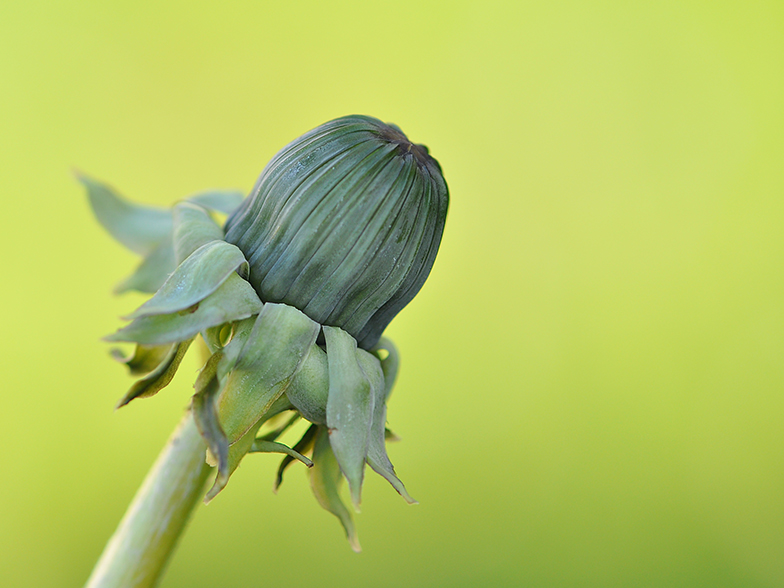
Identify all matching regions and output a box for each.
[224,115,448,349]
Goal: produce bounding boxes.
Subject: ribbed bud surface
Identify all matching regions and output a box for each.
[224,115,448,349]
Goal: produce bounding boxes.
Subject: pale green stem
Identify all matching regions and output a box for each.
[85,410,212,588]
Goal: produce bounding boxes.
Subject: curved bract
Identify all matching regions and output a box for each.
[81,115,446,551]
[224,115,449,350]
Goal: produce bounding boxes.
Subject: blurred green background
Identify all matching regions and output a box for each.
[2,1,783,586]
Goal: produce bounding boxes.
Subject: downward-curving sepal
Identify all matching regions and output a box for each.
[192,351,229,500]
[114,339,193,408]
[310,426,361,552]
[104,274,262,346]
[323,326,374,510]
[216,304,319,445]
[357,351,416,504]
[126,240,249,319]
[205,395,295,502]
[111,343,172,376]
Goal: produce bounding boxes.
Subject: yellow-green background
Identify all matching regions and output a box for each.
[2,1,783,586]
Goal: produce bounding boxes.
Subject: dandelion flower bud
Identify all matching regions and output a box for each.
[224,115,448,349]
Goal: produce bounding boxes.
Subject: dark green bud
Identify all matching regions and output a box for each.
[224,115,448,350]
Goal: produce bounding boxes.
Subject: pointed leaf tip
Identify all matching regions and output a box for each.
[310,427,361,551]
[114,340,192,409]
[77,173,173,257]
[356,349,416,504]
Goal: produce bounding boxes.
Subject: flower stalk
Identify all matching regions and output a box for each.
[85,410,212,588]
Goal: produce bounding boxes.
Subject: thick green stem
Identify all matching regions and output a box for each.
[85,410,213,588]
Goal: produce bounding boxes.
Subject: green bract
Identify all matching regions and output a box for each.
[81,115,448,551]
